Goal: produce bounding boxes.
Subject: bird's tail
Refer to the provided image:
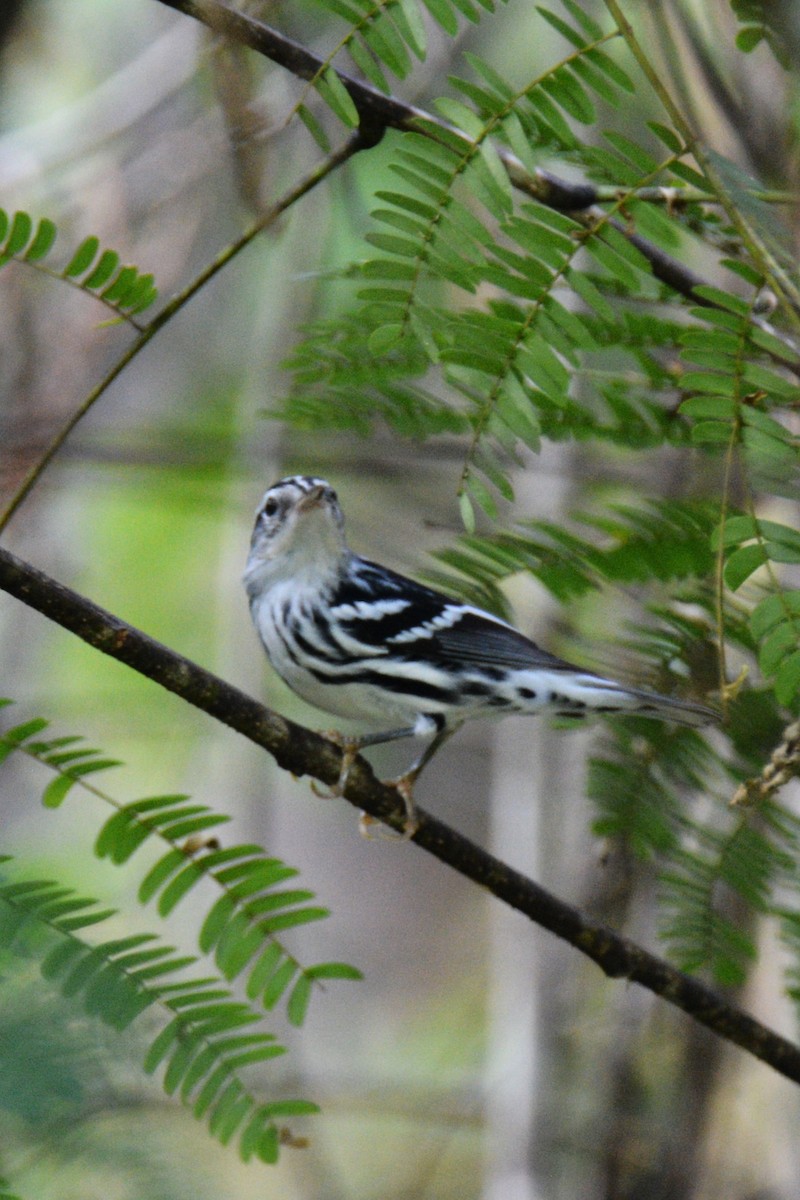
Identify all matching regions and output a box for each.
[549,673,720,728]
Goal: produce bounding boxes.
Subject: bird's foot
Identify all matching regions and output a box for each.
[311,733,420,840]
[359,772,419,841]
[311,732,361,799]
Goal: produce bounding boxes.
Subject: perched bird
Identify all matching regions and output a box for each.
[243,475,718,834]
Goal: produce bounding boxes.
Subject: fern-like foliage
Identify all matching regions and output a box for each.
[0,701,363,1163]
[268,0,800,1005]
[423,498,717,614]
[285,20,664,523]
[588,629,799,988]
[676,282,800,708]
[0,856,315,1163]
[415,496,800,995]
[96,799,360,1022]
[1,702,361,1020]
[587,583,800,991]
[421,502,800,991]
[8,0,796,1074]
[0,208,158,325]
[659,800,800,986]
[296,0,500,146]
[590,722,715,858]
[278,0,800,529]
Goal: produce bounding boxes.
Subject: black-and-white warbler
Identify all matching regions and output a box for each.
[244,475,718,833]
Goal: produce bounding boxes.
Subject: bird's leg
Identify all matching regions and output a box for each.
[313,719,459,839]
[310,731,362,799]
[392,722,462,790]
[311,724,421,801]
[361,722,463,840]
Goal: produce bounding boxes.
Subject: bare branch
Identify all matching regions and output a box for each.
[2,541,800,1086]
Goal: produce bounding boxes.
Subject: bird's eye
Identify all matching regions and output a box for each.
[262,497,279,519]
[324,487,337,503]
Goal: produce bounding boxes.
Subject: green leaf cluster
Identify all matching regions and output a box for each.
[0,208,158,320]
[0,859,307,1164]
[298,0,504,145]
[730,0,791,67]
[589,679,800,989]
[95,797,359,1025]
[279,6,727,521]
[425,498,717,611]
[0,702,362,1164]
[427,502,800,994]
[659,804,800,986]
[269,0,800,1009]
[677,290,800,706]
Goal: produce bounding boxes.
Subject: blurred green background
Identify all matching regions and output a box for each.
[1,2,800,1198]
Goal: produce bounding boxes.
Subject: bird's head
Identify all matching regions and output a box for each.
[243,475,348,593]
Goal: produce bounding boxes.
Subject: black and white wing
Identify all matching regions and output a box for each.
[331,557,718,727]
[335,557,569,669]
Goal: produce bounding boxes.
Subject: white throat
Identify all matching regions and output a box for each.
[244,512,348,600]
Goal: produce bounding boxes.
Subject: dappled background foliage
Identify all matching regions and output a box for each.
[2,1,800,1198]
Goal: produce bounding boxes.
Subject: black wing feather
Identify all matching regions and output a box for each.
[347,560,582,673]
[428,610,583,673]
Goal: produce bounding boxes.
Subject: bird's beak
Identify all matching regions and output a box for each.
[296,485,327,514]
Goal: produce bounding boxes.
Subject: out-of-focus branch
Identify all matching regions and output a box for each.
[153,0,800,352]
[2,541,800,1087]
[0,133,363,535]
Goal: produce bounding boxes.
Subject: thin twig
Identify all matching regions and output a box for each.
[2,541,800,1086]
[0,132,366,535]
[153,0,800,361]
[603,0,800,330]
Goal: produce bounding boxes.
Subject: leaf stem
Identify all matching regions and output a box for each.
[603,0,800,329]
[0,134,364,535]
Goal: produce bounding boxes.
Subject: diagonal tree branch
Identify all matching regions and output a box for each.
[153,0,800,366]
[151,3,684,248]
[151,0,622,214]
[2,541,800,1086]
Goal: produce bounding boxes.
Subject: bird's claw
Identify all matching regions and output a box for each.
[311,731,420,840]
[311,732,361,799]
[393,774,420,837]
[359,773,419,841]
